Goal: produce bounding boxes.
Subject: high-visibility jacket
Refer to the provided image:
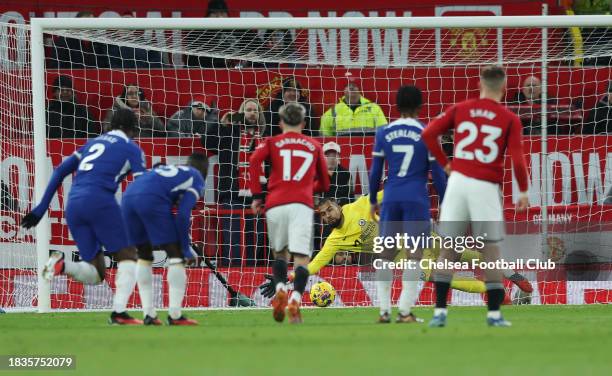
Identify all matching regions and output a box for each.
[320,96,387,136]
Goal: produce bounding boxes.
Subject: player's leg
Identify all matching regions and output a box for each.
[286,204,314,324]
[134,244,161,325]
[265,205,290,322]
[93,201,141,325]
[121,196,161,325]
[160,243,197,326]
[468,178,511,326]
[50,201,106,284]
[396,203,429,323]
[376,203,402,323]
[430,172,470,327]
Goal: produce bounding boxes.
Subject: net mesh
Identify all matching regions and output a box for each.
[2,20,612,311]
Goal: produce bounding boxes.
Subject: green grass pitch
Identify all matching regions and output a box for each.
[1,305,611,376]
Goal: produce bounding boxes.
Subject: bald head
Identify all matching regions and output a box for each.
[521,75,542,102]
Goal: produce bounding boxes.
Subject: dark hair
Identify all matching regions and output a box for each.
[188,153,209,176]
[52,75,73,91]
[207,0,228,16]
[120,84,145,102]
[279,102,305,126]
[480,65,506,89]
[317,197,338,209]
[110,108,138,132]
[396,85,422,115]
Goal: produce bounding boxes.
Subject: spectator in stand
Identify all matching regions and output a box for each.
[513,75,559,135]
[201,98,267,266]
[321,141,354,206]
[47,12,104,69]
[97,12,164,69]
[103,84,165,137]
[515,76,544,105]
[185,0,258,68]
[583,81,612,134]
[265,77,317,136]
[320,75,387,136]
[47,75,97,139]
[167,95,219,137]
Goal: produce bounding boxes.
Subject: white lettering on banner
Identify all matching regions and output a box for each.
[348,154,369,195]
[307,11,412,66]
[512,152,612,205]
[308,11,338,64]
[547,152,572,205]
[0,156,29,206]
[370,11,411,67]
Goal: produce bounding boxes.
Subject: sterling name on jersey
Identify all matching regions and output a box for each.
[70,129,146,198]
[124,164,205,203]
[372,118,441,204]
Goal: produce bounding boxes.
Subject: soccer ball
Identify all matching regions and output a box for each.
[309,281,336,307]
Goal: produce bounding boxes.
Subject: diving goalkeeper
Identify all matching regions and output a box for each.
[260,192,533,301]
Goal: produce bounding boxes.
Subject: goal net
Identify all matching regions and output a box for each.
[1,16,612,312]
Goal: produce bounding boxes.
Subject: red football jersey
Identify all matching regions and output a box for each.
[249,132,330,210]
[422,97,529,192]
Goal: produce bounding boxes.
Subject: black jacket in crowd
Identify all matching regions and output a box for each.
[201,121,265,204]
[321,165,354,206]
[46,100,96,139]
[584,97,612,134]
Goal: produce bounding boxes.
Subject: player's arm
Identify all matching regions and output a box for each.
[368,128,385,208]
[248,141,269,214]
[429,159,447,202]
[129,145,147,178]
[21,153,81,228]
[507,115,529,210]
[175,189,199,259]
[422,107,456,170]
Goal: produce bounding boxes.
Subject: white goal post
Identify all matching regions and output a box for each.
[18,15,612,312]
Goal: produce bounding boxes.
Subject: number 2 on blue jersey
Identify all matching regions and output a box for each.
[78,143,106,171]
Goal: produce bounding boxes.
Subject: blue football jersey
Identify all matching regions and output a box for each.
[124,164,205,204]
[372,118,443,204]
[70,130,146,198]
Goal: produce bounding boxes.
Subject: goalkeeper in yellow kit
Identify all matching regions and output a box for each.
[260,192,533,303]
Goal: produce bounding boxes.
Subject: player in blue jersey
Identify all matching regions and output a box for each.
[121,153,208,326]
[21,109,146,325]
[368,85,447,324]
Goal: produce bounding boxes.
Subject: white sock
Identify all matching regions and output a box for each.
[289,291,302,304]
[376,268,393,316]
[487,310,501,319]
[434,308,448,316]
[398,263,421,316]
[167,259,186,320]
[64,261,101,284]
[136,260,156,318]
[112,260,137,313]
[275,282,286,293]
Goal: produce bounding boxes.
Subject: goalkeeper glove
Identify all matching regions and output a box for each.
[21,212,42,229]
[259,272,297,298]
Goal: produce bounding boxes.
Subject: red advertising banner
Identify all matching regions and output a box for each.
[2,267,611,309]
[0,135,610,246]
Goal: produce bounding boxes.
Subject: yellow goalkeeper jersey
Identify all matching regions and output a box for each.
[307,191,488,294]
[307,192,382,275]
